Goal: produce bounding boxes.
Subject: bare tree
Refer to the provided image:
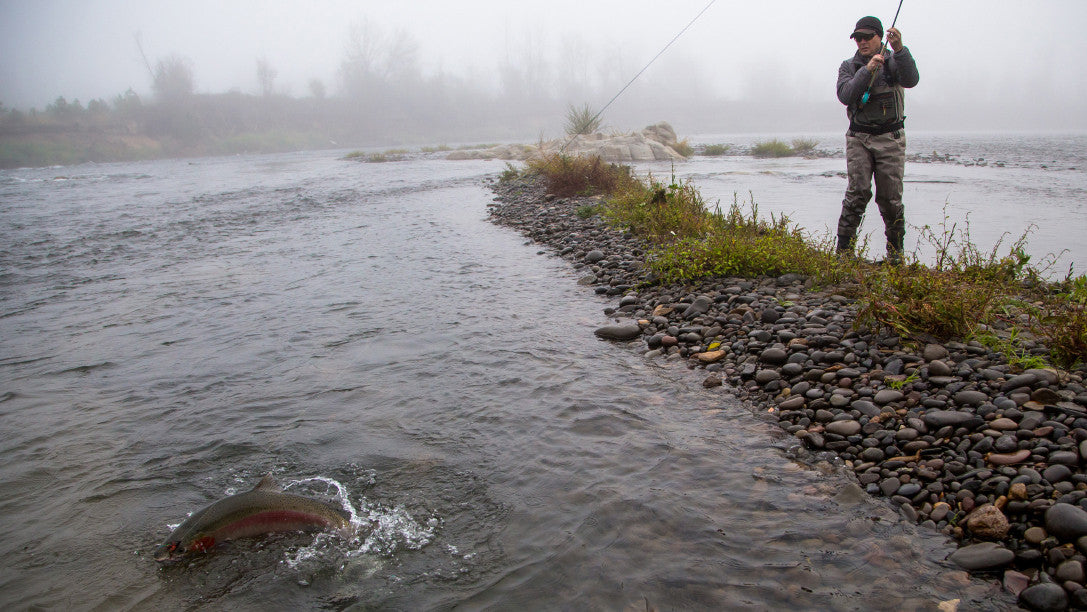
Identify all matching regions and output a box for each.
[256,57,278,97]
[152,55,194,102]
[339,20,420,97]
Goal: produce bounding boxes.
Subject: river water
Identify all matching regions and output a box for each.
[0,143,1058,610]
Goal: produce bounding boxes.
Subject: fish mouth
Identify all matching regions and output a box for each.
[153,542,181,562]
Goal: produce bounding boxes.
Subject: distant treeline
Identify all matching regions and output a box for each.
[0,22,839,168]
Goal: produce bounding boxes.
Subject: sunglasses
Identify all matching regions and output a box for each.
[852,32,878,42]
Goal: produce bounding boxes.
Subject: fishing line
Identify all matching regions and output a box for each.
[560,0,716,153]
[861,0,906,105]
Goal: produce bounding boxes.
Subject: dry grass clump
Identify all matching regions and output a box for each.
[525,153,638,198]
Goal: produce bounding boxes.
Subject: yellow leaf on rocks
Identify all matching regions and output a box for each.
[652,305,674,317]
[696,350,726,363]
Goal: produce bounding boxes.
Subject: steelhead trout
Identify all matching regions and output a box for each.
[154,475,351,561]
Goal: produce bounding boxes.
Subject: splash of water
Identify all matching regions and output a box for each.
[282,475,439,568]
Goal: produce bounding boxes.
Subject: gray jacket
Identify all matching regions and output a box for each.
[837,47,919,130]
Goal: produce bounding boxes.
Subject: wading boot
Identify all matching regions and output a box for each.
[837,234,855,259]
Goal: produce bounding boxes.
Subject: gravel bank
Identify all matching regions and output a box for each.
[489,173,1087,610]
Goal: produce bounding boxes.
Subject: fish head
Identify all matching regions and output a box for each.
[153,539,184,562]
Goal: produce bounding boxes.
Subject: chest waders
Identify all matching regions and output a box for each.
[838,57,907,262]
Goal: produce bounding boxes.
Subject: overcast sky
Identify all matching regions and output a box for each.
[2,0,1086,131]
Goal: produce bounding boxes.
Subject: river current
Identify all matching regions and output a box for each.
[3,139,1075,609]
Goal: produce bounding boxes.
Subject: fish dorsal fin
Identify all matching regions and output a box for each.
[252,474,283,493]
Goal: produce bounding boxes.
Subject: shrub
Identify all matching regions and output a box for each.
[525,153,638,198]
[702,144,731,156]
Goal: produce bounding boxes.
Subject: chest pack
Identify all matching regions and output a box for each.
[849,63,906,134]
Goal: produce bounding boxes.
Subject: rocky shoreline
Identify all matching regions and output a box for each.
[488,173,1087,611]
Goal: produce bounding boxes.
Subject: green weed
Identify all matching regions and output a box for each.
[576,204,599,219]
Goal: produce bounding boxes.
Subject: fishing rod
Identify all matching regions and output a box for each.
[861,0,906,106]
[560,0,716,153]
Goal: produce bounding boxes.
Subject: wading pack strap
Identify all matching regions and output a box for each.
[848,119,904,135]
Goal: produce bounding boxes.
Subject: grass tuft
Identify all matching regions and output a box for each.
[701,143,731,156]
[791,138,818,155]
[564,103,603,136]
[673,139,694,158]
[750,139,794,158]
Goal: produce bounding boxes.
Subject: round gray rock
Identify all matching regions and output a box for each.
[1045,503,1087,541]
[1018,583,1068,612]
[874,389,904,404]
[760,348,788,365]
[825,420,861,436]
[948,542,1015,570]
[954,390,989,406]
[594,324,642,341]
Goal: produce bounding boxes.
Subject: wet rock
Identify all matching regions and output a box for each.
[1045,503,1087,541]
[988,449,1031,465]
[949,542,1015,570]
[696,350,726,364]
[683,296,713,319]
[1044,464,1073,483]
[922,410,982,428]
[924,343,950,361]
[754,369,780,384]
[1056,559,1085,583]
[825,420,861,436]
[594,324,642,341]
[965,504,1010,540]
[1018,583,1068,611]
[585,250,606,263]
[1049,450,1079,466]
[927,360,953,377]
[1024,526,1048,545]
[1004,569,1031,597]
[1002,372,1039,392]
[760,348,788,365]
[880,477,901,496]
[954,390,989,406]
[874,389,904,404]
[778,395,805,410]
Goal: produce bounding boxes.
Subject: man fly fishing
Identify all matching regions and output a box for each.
[836,13,919,264]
